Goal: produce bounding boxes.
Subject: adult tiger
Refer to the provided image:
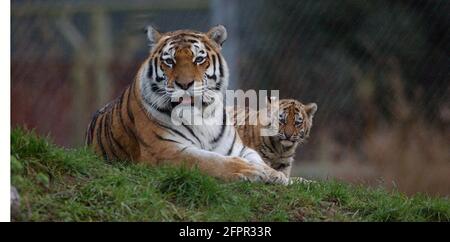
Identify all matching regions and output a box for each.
[85,26,288,185]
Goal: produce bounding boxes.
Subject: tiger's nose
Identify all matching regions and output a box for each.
[285,133,292,139]
[175,80,194,90]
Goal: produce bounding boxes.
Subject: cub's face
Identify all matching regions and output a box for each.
[141,25,229,111]
[276,100,317,147]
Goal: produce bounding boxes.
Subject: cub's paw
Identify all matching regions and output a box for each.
[289,176,316,185]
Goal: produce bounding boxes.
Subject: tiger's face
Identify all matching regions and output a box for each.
[140,25,229,112]
[275,100,317,147]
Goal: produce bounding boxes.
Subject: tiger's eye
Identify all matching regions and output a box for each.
[195,57,205,63]
[165,59,174,66]
[279,114,286,124]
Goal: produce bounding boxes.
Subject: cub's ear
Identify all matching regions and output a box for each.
[145,25,162,47]
[305,103,318,122]
[207,25,227,47]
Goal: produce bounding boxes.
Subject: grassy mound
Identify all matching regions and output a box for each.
[11,128,450,221]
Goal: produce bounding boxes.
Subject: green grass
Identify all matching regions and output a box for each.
[11,127,450,222]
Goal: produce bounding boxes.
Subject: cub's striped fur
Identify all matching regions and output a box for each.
[86,26,288,184]
[234,99,317,178]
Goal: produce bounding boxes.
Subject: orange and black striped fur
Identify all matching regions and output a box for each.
[234,99,317,177]
[85,26,288,185]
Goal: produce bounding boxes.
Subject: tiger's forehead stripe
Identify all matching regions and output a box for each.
[290,105,298,116]
[279,102,304,120]
[151,33,218,59]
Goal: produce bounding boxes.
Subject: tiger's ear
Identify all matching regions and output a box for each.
[145,26,162,46]
[207,25,227,47]
[305,103,318,122]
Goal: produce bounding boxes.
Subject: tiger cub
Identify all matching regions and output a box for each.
[85,26,288,185]
[234,99,317,178]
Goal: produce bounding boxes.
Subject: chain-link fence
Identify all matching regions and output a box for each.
[12,0,450,195]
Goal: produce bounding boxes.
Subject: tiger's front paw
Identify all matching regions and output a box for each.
[264,168,290,185]
[225,158,285,185]
[244,163,290,185]
[226,157,269,183]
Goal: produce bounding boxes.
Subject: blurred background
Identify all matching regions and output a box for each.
[12,0,450,196]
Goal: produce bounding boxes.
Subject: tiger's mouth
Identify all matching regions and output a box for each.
[280,140,295,147]
[170,95,211,108]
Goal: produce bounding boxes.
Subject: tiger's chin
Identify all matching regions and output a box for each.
[280,140,295,147]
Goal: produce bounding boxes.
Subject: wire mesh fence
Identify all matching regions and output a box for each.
[11,0,450,195]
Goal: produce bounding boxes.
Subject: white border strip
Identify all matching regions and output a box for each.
[1,0,11,222]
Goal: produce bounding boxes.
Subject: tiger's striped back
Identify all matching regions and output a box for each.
[85,83,142,162]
